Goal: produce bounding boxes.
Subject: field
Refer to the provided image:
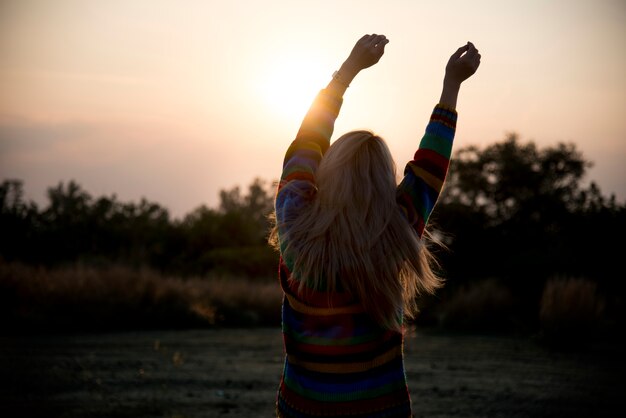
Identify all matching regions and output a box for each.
[1,328,622,418]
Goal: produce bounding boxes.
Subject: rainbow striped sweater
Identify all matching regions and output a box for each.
[275,89,457,417]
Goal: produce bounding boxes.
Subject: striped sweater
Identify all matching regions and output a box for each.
[275,88,457,417]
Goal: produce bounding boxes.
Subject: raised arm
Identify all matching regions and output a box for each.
[397,42,481,237]
[278,34,389,194]
[326,34,390,97]
[439,42,481,108]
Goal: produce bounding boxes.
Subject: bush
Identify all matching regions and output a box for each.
[199,245,278,278]
[539,277,605,343]
[0,261,282,332]
[437,278,517,332]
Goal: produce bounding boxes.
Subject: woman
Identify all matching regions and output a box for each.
[270,34,481,417]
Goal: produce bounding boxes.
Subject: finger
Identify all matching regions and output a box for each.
[355,34,371,47]
[364,34,379,46]
[465,50,477,60]
[375,36,388,47]
[466,42,478,55]
[378,38,389,54]
[450,44,469,60]
[366,34,386,47]
[472,52,481,68]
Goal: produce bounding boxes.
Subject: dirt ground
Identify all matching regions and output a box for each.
[0,328,623,418]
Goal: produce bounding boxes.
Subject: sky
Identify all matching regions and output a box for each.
[1,0,625,219]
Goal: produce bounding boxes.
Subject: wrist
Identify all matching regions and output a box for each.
[442,77,462,91]
[327,63,358,95]
[338,61,360,81]
[439,79,461,109]
[332,70,352,88]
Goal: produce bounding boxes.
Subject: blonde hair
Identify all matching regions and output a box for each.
[270,131,443,331]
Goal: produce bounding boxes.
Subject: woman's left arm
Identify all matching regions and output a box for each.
[397,42,481,237]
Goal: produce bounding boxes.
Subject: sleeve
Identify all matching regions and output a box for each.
[396,104,457,237]
[275,89,343,229]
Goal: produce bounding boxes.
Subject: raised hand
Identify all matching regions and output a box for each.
[345,34,390,72]
[439,42,481,109]
[329,34,389,94]
[444,42,481,86]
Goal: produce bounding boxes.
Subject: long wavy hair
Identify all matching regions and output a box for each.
[269,131,443,331]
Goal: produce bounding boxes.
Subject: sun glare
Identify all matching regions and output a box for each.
[257,54,327,122]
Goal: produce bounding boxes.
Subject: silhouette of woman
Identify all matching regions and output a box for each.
[270,34,481,417]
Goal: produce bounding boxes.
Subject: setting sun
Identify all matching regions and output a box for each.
[257,52,329,122]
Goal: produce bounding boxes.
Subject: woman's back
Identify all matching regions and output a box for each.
[277,256,411,416]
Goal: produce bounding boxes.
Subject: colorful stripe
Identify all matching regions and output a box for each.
[278,382,411,417]
[397,105,457,236]
[274,90,457,417]
[285,294,365,316]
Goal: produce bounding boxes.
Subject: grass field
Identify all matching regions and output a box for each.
[1,328,623,418]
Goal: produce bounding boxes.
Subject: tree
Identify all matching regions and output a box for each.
[183,177,277,277]
[432,134,625,289]
[0,180,39,262]
[217,177,275,245]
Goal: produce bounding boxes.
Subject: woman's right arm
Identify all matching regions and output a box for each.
[276,34,390,211]
[279,34,389,189]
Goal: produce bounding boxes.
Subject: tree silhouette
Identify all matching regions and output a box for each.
[0,180,39,262]
[432,134,625,295]
[1,138,622,286]
[183,177,277,276]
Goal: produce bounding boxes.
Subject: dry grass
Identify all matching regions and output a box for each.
[4,259,612,338]
[539,277,605,341]
[437,278,517,332]
[0,261,282,332]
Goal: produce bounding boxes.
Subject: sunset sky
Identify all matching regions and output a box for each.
[1,0,625,218]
